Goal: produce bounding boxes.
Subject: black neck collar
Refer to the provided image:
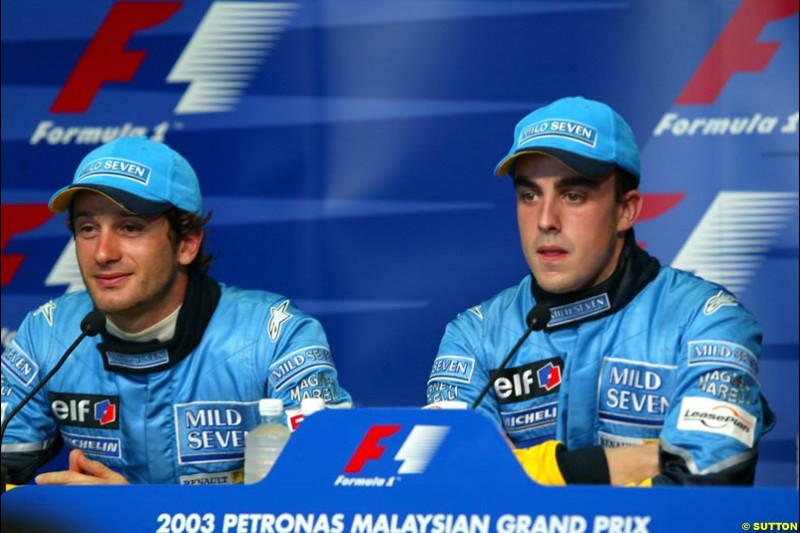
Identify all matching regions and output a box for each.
[97,273,221,374]
[530,230,661,330]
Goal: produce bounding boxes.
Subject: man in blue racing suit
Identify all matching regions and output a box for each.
[426,97,774,486]
[1,137,352,485]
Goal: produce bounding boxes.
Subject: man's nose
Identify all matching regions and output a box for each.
[537,194,561,233]
[94,229,121,263]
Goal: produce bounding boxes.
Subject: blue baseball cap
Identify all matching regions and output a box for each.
[494,96,640,184]
[49,136,202,215]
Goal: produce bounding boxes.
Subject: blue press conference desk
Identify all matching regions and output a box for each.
[2,408,797,533]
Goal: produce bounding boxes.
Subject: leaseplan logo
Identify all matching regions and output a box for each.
[334,425,448,488]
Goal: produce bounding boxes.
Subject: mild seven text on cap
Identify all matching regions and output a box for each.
[519,120,598,147]
[78,158,152,184]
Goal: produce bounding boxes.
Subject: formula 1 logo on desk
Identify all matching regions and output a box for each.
[335,424,449,487]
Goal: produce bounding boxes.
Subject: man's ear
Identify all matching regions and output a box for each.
[177,228,203,266]
[617,189,642,233]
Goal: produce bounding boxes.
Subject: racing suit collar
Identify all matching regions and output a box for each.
[530,230,661,331]
[97,273,222,374]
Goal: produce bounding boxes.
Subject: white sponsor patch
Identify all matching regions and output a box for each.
[677,396,756,447]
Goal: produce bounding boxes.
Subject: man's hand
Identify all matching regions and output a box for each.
[35,449,129,485]
[604,442,660,486]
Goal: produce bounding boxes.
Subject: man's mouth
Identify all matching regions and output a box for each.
[94,273,130,287]
[537,246,567,260]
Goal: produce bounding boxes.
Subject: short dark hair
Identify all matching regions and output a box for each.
[67,205,214,274]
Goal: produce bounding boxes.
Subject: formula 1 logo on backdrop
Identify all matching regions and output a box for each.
[653,0,800,296]
[30,1,299,146]
[654,0,798,138]
[334,424,449,487]
[1,205,54,286]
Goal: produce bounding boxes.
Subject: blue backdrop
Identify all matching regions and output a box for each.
[2,0,797,487]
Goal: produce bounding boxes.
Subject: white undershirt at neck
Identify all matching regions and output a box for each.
[105,305,181,343]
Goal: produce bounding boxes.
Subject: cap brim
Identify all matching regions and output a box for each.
[494,148,617,178]
[49,185,172,215]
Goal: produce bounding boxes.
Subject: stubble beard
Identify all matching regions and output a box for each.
[83,266,181,325]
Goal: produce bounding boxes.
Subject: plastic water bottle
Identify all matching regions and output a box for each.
[244,398,291,484]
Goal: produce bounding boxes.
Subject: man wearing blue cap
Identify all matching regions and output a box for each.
[1,137,352,485]
[427,97,774,485]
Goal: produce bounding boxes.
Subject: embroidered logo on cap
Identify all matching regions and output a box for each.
[77,157,152,184]
[518,119,598,148]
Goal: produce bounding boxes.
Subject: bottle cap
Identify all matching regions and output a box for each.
[300,398,326,416]
[259,398,284,417]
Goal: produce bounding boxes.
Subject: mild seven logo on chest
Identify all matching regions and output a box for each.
[599,358,676,427]
[174,401,259,464]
